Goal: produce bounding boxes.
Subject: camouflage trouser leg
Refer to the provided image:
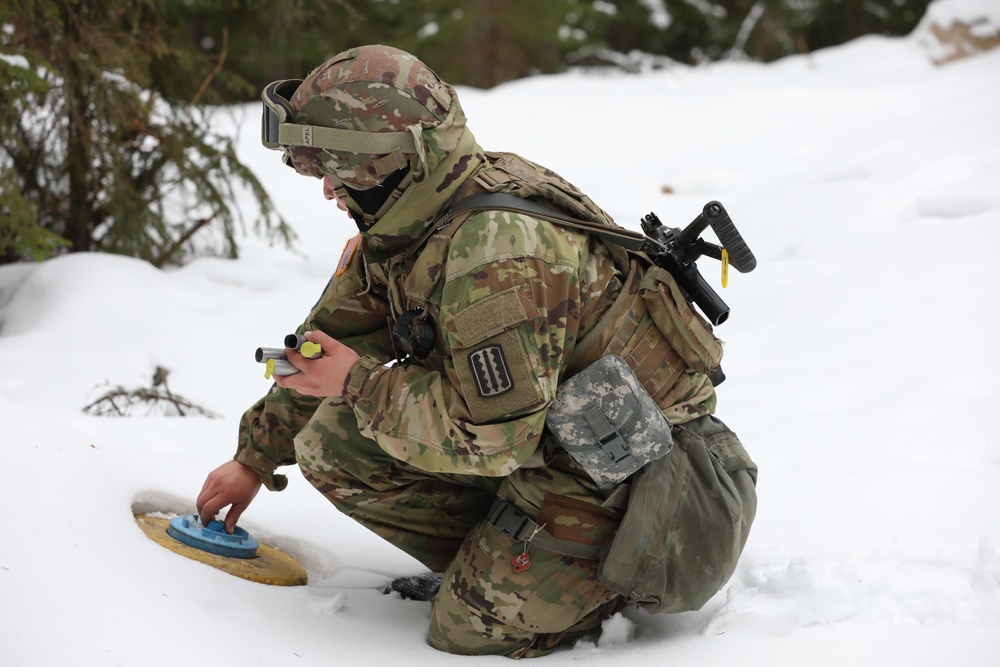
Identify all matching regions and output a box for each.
[427,472,625,658]
[294,400,501,572]
[427,523,623,658]
[297,401,623,656]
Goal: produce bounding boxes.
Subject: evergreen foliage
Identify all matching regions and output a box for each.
[0,0,293,266]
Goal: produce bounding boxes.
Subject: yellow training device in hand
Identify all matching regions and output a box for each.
[255,333,324,379]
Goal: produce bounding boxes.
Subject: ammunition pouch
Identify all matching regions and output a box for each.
[545,355,674,489]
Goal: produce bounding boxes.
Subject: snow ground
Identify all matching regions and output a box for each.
[2,3,999,665]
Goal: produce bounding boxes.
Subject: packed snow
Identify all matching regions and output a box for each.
[2,4,999,665]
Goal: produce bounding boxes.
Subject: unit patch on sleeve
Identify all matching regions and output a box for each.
[468,345,513,397]
[335,234,362,277]
[451,287,546,423]
[454,330,546,423]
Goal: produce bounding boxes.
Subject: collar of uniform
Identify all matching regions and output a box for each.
[360,120,484,263]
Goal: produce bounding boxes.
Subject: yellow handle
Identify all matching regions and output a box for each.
[300,341,323,359]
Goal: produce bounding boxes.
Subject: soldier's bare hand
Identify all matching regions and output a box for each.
[196,460,261,534]
[275,330,359,398]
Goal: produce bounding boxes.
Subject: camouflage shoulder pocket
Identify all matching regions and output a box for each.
[545,355,673,488]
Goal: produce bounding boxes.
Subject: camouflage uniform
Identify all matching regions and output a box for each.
[240,45,756,658]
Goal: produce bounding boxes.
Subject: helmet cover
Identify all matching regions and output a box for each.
[285,45,452,189]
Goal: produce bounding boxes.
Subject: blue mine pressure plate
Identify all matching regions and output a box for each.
[167,514,260,559]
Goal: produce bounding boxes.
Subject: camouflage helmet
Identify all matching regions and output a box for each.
[262,45,452,191]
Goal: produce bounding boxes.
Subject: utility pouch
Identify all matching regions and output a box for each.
[638,265,724,377]
[598,415,758,614]
[544,355,674,489]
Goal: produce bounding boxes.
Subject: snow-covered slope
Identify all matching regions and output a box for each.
[2,5,998,664]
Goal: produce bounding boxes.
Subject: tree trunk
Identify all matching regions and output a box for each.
[62,8,94,253]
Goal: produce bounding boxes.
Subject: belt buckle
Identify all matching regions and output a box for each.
[486,498,530,541]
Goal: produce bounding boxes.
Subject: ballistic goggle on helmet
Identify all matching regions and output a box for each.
[259,46,451,190]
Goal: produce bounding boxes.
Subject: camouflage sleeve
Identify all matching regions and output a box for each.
[234,236,393,490]
[342,213,620,477]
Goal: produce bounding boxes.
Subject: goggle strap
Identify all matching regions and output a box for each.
[277,123,417,155]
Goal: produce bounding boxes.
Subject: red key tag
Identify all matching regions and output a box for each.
[512,552,531,573]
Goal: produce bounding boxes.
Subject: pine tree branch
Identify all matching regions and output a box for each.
[189,27,228,108]
[153,212,218,268]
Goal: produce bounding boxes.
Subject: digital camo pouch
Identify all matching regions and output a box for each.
[544,355,673,489]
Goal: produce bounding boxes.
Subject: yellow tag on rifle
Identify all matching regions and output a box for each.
[721,249,730,288]
[264,358,276,380]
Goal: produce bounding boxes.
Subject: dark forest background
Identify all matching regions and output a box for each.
[172,0,934,92]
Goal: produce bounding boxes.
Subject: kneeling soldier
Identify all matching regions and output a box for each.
[197,44,757,658]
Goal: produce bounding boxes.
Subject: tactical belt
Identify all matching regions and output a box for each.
[484,497,604,561]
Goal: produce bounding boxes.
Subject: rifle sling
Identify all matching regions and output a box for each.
[445,192,650,253]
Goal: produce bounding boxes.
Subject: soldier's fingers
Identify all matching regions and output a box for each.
[273,355,326,396]
[276,374,319,396]
[283,348,315,375]
[224,503,247,534]
[195,485,210,511]
[304,329,337,349]
[196,475,220,514]
[198,493,226,526]
[273,369,303,392]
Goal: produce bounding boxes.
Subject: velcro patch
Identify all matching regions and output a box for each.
[453,287,528,346]
[335,234,361,277]
[468,345,514,398]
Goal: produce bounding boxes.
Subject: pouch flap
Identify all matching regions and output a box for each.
[546,355,673,488]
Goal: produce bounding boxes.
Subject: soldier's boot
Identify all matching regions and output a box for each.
[382,573,444,601]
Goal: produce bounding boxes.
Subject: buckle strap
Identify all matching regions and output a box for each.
[484,498,604,561]
[582,408,635,465]
[485,497,533,541]
[472,168,514,191]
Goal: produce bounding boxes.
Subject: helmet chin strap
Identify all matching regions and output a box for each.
[372,171,412,219]
[339,169,412,231]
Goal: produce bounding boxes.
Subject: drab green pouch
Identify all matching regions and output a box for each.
[598,415,758,614]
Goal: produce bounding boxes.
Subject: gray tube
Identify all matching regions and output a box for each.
[284,333,307,350]
[285,333,323,359]
[255,347,287,363]
[266,358,300,377]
